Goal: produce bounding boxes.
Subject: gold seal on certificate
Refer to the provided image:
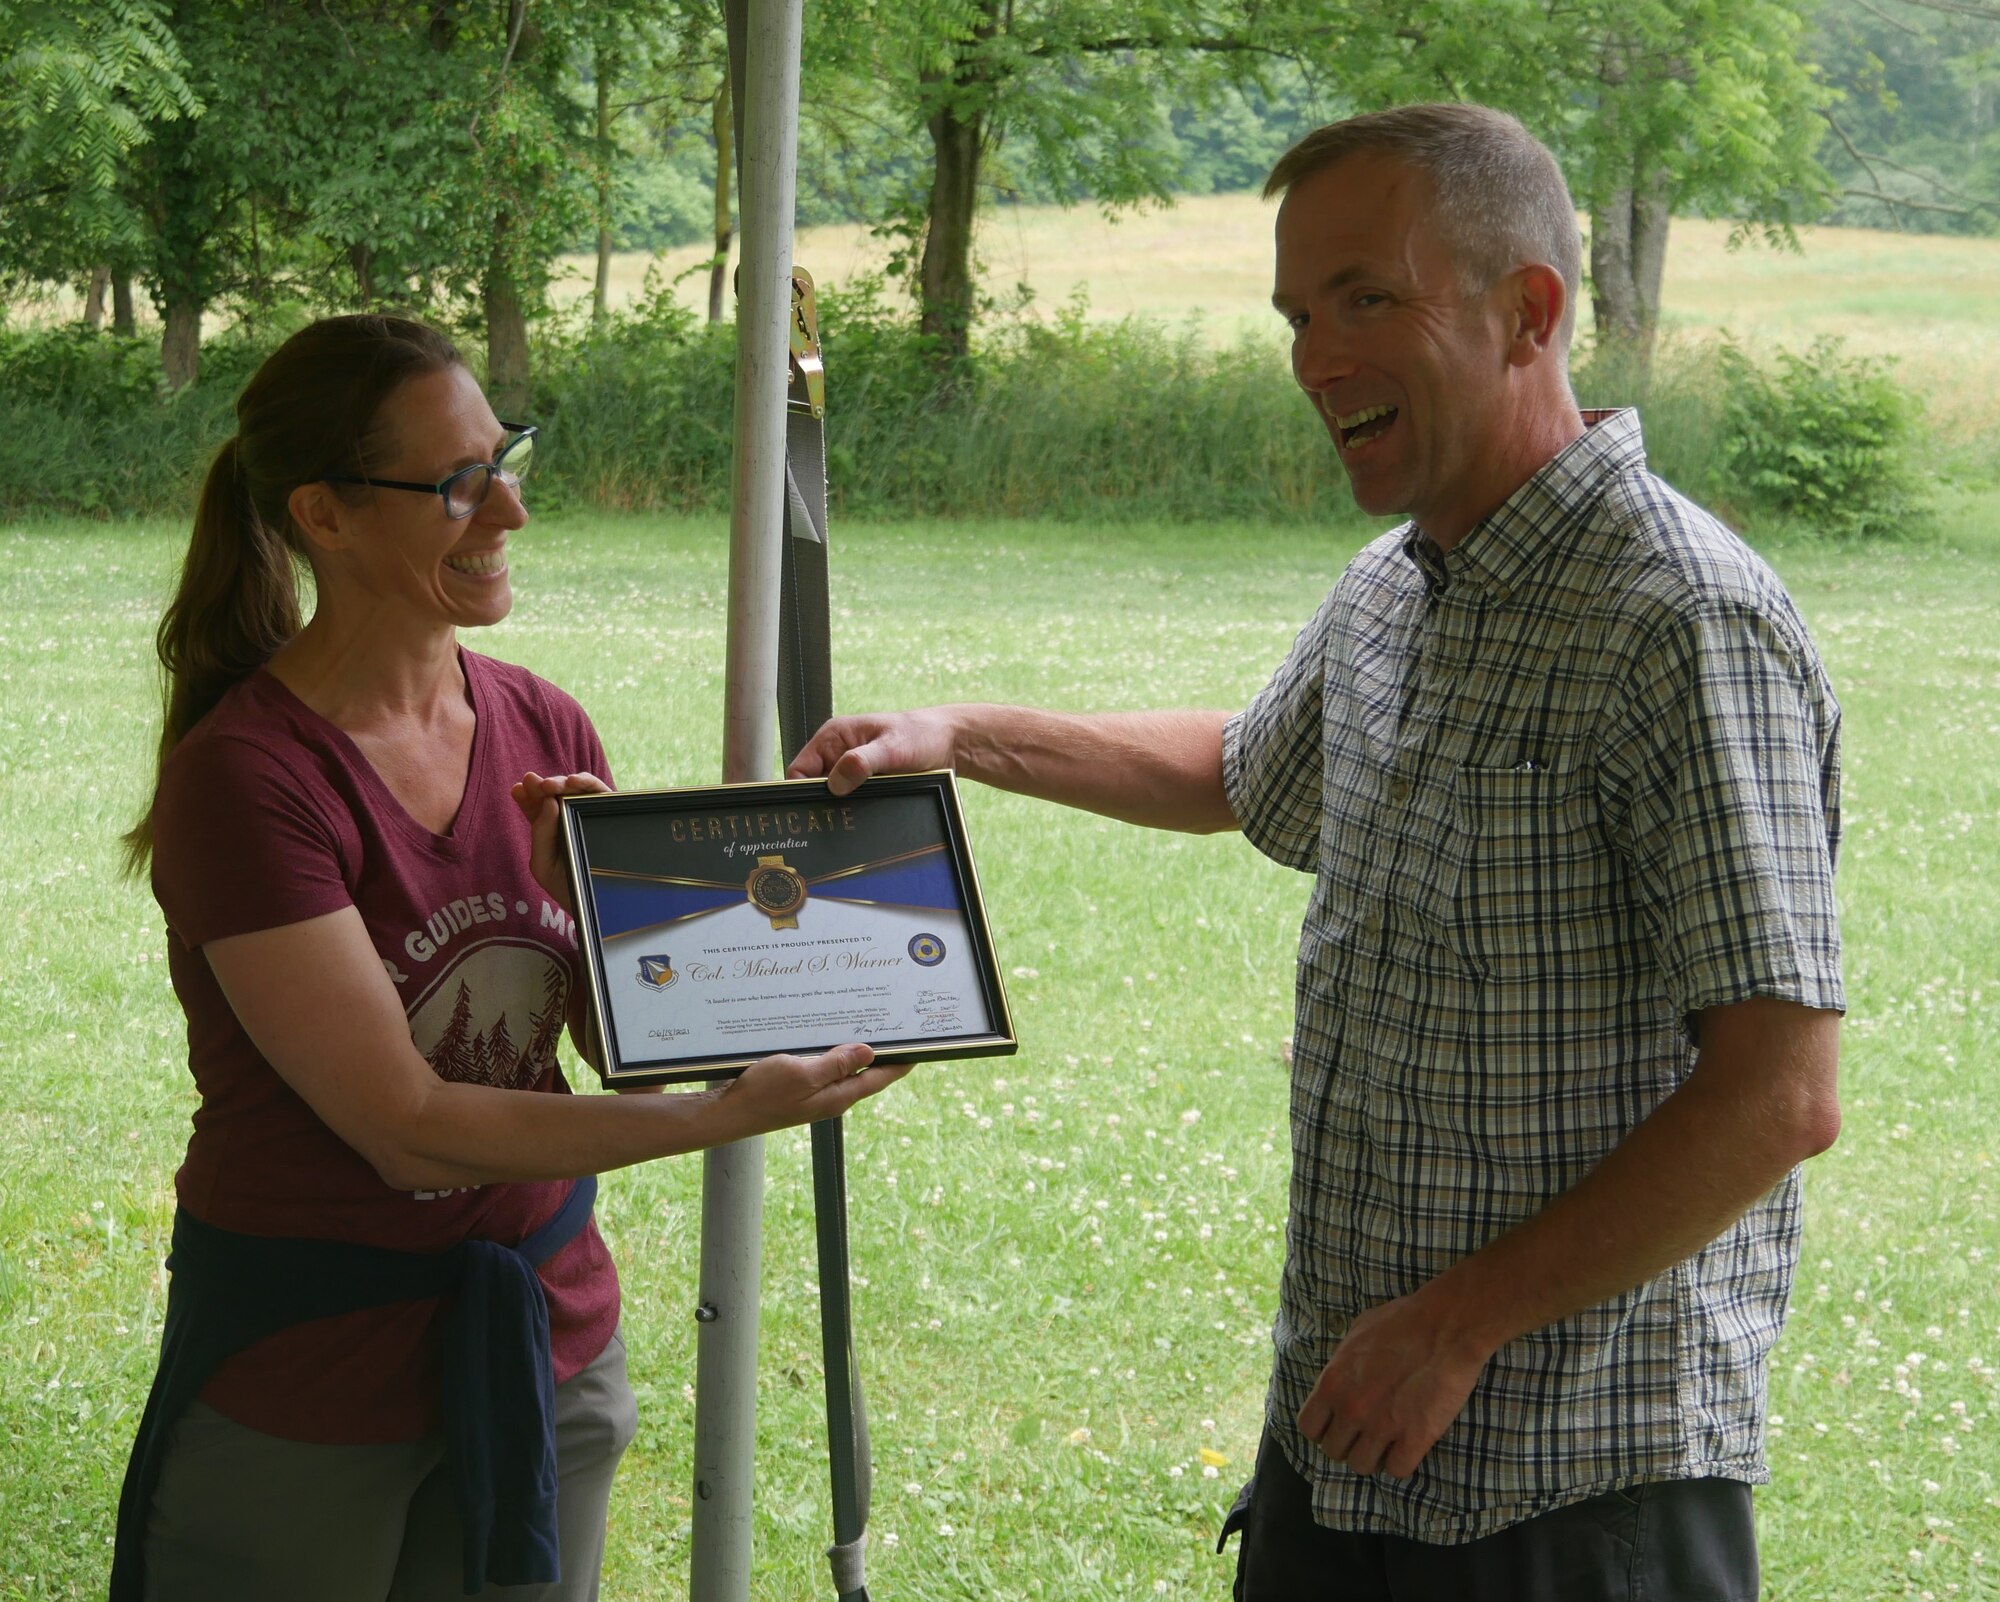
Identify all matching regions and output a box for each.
[559,773,1017,1085]
[746,854,808,929]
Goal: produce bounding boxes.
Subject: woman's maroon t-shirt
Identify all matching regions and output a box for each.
[150,649,621,1444]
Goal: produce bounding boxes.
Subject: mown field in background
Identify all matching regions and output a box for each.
[2,508,1995,1600]
[559,194,2000,453]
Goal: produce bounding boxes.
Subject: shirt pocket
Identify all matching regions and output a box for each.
[1449,763,1602,985]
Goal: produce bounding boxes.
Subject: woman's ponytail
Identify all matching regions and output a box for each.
[122,436,302,873]
[122,314,465,875]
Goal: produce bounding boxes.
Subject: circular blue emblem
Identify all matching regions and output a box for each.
[908,933,946,967]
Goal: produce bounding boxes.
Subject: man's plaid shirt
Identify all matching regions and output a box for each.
[1222,409,1843,1542]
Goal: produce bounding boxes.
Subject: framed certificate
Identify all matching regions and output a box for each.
[560,773,1017,1085]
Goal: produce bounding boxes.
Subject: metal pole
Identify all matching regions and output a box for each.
[691,0,801,1597]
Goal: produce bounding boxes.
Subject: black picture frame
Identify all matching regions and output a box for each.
[560,772,1017,1085]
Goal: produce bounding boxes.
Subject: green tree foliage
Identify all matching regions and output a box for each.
[107,0,614,392]
[0,0,197,284]
[1337,0,1832,362]
[811,0,1315,365]
[1814,0,2000,234]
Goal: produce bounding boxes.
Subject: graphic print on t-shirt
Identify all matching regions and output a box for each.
[405,936,570,1088]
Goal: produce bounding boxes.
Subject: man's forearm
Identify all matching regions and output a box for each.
[948,704,1238,833]
[1295,998,1841,1476]
[1424,998,1842,1363]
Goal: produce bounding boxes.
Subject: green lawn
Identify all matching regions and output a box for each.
[1,503,1996,1600]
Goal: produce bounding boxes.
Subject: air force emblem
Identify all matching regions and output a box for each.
[908,933,946,967]
[637,954,679,990]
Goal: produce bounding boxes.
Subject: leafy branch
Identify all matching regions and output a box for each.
[1822,108,2000,222]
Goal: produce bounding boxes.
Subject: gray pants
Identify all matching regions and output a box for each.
[143,1331,638,1602]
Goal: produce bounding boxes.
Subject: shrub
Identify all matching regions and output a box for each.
[1572,336,1733,507]
[0,321,295,520]
[1715,337,1924,538]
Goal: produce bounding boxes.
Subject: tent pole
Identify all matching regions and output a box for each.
[691,0,802,1597]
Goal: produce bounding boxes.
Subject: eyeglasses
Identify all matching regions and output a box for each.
[324,424,537,519]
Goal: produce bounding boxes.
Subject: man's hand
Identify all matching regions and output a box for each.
[1295,1287,1492,1479]
[789,704,1236,832]
[786,709,960,796]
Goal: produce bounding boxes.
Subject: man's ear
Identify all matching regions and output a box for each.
[287,481,354,556]
[1505,264,1568,367]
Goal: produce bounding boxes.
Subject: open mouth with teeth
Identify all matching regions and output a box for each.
[1332,403,1399,449]
[444,550,507,576]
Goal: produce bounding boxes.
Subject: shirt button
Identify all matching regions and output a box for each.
[1361,914,1383,942]
[1388,777,1412,804]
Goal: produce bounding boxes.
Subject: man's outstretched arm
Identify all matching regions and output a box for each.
[787,704,1239,835]
[1296,995,1841,1479]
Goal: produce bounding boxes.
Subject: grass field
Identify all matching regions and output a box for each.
[557,194,2000,450]
[2,501,1996,1599]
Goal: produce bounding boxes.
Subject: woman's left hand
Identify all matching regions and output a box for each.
[511,770,610,916]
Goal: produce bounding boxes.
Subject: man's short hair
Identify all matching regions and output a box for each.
[1265,103,1582,353]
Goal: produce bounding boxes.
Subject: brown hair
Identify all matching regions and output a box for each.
[123,314,464,872]
[1264,103,1582,354]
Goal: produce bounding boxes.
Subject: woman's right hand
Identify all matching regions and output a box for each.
[511,769,610,916]
[710,1042,911,1137]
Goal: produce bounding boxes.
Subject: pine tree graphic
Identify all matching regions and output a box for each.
[522,962,568,1082]
[483,1014,518,1088]
[429,980,478,1082]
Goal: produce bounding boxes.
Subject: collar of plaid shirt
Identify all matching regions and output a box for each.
[1400,407,1642,602]
[1227,401,1843,1542]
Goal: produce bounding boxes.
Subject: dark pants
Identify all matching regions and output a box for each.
[1224,1430,1760,1602]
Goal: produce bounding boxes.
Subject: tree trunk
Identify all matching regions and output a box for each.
[485,235,531,417]
[112,274,136,334]
[593,42,616,330]
[919,98,983,366]
[145,101,213,387]
[1588,162,1672,372]
[708,76,732,325]
[349,242,375,307]
[162,293,202,390]
[83,267,109,329]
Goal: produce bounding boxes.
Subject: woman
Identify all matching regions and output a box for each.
[113,315,902,1602]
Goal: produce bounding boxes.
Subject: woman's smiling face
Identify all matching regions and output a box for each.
[335,364,529,631]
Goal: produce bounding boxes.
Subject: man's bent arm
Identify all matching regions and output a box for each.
[788,704,1239,835]
[1298,995,1841,1478]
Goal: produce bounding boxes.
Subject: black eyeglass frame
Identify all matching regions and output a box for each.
[323,422,537,519]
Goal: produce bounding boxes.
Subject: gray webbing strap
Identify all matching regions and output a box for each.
[724,10,870,1596]
[786,371,870,1602]
[787,398,870,1602]
[779,409,832,749]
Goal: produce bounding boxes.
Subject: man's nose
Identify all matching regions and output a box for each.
[1293,317,1355,394]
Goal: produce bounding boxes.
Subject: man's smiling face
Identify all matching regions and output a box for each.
[1273,153,1519,544]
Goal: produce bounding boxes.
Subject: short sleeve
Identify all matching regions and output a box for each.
[1223,593,1336,873]
[151,732,354,949]
[1595,596,1844,1020]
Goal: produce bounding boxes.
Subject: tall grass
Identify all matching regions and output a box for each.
[0,288,1931,534]
[529,281,1359,525]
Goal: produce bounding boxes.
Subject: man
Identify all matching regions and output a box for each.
[789,104,1842,1600]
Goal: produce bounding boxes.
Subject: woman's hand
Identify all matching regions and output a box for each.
[710,1042,911,1138]
[511,770,609,916]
